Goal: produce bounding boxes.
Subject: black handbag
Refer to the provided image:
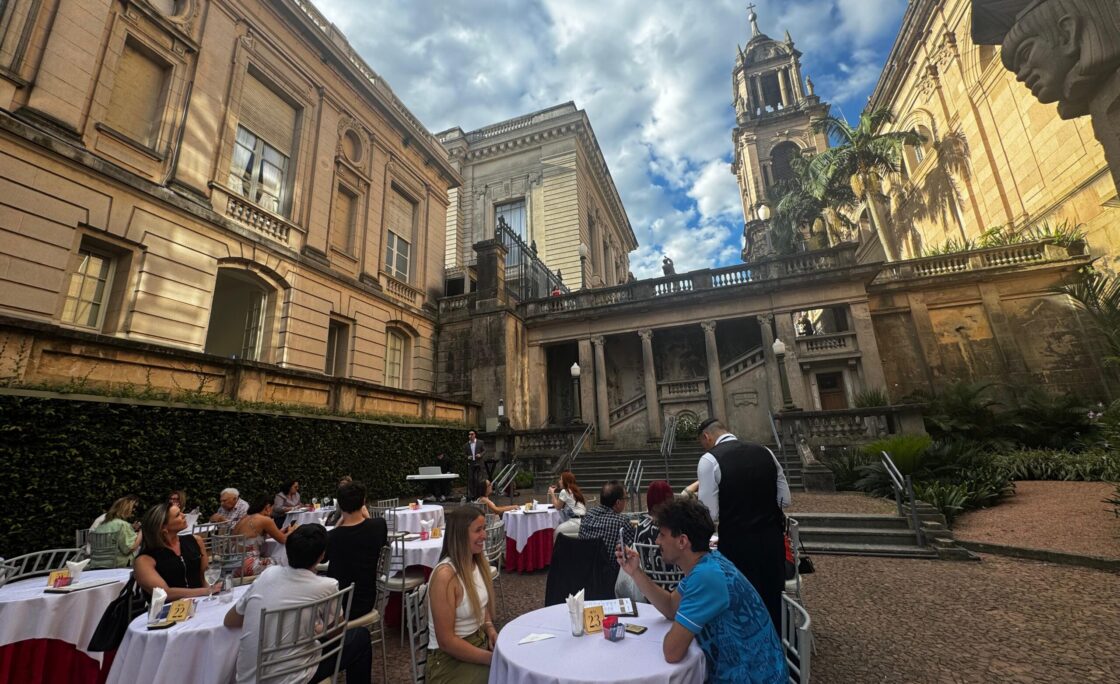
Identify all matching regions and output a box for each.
[87,576,148,652]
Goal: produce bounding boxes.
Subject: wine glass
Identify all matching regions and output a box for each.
[204,562,221,601]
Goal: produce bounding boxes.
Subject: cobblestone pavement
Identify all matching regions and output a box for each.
[790,491,896,515]
[379,552,1118,683]
[954,481,1120,559]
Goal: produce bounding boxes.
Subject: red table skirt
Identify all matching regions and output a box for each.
[0,638,113,684]
[505,528,555,573]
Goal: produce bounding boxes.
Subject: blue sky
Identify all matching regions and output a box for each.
[315,0,908,277]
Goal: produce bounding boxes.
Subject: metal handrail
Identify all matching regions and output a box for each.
[768,412,783,451]
[552,422,594,475]
[491,461,521,503]
[660,414,678,482]
[623,460,645,512]
[880,451,926,546]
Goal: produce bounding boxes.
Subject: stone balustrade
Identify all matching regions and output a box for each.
[872,241,1081,284]
[775,405,926,446]
[380,273,423,307]
[721,346,765,380]
[609,393,647,426]
[224,193,294,246]
[795,331,858,358]
[512,425,585,454]
[438,294,473,316]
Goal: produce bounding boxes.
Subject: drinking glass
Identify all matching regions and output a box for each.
[204,563,221,601]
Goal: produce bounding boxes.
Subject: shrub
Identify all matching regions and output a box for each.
[862,434,932,475]
[913,481,970,525]
[820,448,875,490]
[674,414,701,440]
[1009,388,1091,449]
[992,448,1120,481]
[915,381,1015,446]
[853,388,890,408]
[0,394,469,556]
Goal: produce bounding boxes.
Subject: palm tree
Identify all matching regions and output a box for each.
[888,130,972,256]
[809,108,924,261]
[770,155,858,255]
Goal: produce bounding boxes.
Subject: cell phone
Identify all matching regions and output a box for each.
[624,623,648,635]
[618,526,626,559]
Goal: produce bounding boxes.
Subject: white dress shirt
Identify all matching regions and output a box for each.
[697,433,791,522]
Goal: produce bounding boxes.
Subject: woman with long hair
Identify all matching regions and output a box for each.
[426,507,498,684]
[88,495,141,569]
[134,503,216,600]
[616,479,676,604]
[550,470,587,538]
[232,495,292,576]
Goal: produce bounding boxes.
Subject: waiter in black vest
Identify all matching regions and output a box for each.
[695,417,785,633]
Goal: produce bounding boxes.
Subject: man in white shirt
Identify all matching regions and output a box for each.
[224,524,371,684]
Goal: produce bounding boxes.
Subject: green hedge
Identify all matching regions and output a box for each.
[0,393,470,556]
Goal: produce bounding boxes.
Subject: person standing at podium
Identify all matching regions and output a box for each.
[464,430,485,500]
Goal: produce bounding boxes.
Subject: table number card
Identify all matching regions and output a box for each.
[582,605,605,634]
[46,570,70,588]
[166,599,192,623]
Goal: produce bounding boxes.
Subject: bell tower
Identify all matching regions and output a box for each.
[731,5,831,262]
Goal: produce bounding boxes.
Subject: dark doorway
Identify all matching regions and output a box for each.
[816,372,848,410]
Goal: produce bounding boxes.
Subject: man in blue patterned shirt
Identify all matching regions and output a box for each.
[617,498,787,683]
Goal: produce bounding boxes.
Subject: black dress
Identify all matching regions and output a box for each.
[141,534,204,589]
[325,518,388,618]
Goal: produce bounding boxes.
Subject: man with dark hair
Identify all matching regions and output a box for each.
[578,480,635,564]
[225,524,372,684]
[617,499,786,683]
[326,481,387,618]
[695,417,786,633]
[464,430,485,500]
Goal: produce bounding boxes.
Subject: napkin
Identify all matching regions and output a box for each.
[66,558,89,583]
[566,588,584,635]
[420,519,434,538]
[148,587,167,623]
[518,633,556,645]
[416,499,424,508]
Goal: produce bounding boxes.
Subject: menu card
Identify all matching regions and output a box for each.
[584,598,637,617]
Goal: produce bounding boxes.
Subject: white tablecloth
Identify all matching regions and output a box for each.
[389,537,444,573]
[489,603,705,684]
[283,507,333,527]
[0,568,132,661]
[387,505,445,534]
[106,585,251,684]
[502,509,564,552]
[261,526,336,566]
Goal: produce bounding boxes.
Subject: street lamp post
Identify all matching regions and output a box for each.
[772,338,797,411]
[570,361,582,422]
[578,243,589,289]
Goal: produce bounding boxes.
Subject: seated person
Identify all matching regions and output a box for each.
[550,471,587,539]
[224,524,371,684]
[578,481,634,566]
[134,503,218,600]
[476,480,519,516]
[233,496,293,576]
[616,499,787,683]
[325,481,387,618]
[324,476,356,527]
[89,495,141,569]
[272,479,301,525]
[616,480,674,603]
[427,507,498,684]
[209,487,249,526]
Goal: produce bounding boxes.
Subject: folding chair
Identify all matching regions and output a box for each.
[256,584,353,683]
[209,533,249,578]
[87,530,126,569]
[75,528,92,558]
[346,545,391,684]
[784,517,804,603]
[484,519,506,617]
[403,583,430,683]
[376,498,400,509]
[378,534,424,645]
[781,593,813,684]
[4,548,84,582]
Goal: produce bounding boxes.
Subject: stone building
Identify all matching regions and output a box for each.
[437,103,637,294]
[0,0,476,423]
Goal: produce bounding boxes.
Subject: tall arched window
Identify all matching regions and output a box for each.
[903,124,934,175]
[205,269,272,361]
[770,142,801,186]
[385,328,411,389]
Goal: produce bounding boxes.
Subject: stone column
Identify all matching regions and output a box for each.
[777,68,791,107]
[753,75,766,110]
[577,338,595,429]
[592,336,611,441]
[849,301,889,394]
[639,329,661,439]
[773,312,809,408]
[701,321,728,421]
[757,314,781,410]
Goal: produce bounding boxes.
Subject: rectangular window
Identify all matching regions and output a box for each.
[495,199,527,240]
[61,248,114,330]
[325,319,349,376]
[105,39,169,147]
[229,73,297,216]
[240,289,265,361]
[384,189,415,281]
[385,331,404,388]
[330,184,358,254]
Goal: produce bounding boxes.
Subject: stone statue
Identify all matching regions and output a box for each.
[805,74,815,96]
[1000,0,1120,118]
[662,256,676,276]
[748,4,760,38]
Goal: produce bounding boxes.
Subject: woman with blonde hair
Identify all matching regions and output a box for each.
[89,495,141,569]
[426,507,498,683]
[134,503,217,600]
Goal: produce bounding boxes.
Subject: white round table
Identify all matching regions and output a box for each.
[489,603,706,684]
[283,507,333,527]
[0,568,132,666]
[261,526,336,566]
[106,585,251,684]
[388,504,445,534]
[502,508,563,553]
[389,536,444,573]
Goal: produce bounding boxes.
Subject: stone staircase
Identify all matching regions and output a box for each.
[794,509,975,560]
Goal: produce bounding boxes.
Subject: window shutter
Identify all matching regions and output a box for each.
[330,186,356,253]
[240,74,297,156]
[106,40,167,146]
[387,189,415,239]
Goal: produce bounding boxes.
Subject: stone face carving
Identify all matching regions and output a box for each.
[1000,0,1120,118]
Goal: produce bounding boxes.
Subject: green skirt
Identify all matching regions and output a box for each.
[427,626,491,684]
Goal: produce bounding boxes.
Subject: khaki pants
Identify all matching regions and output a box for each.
[426,627,490,684]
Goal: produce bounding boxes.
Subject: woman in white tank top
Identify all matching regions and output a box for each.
[426,507,498,684]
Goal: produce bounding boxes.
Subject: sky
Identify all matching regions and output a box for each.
[314,0,908,278]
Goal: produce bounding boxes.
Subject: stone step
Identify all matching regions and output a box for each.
[801,541,939,559]
[799,526,922,547]
[791,513,911,530]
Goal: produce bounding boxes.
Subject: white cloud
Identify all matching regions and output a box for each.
[311,0,905,274]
